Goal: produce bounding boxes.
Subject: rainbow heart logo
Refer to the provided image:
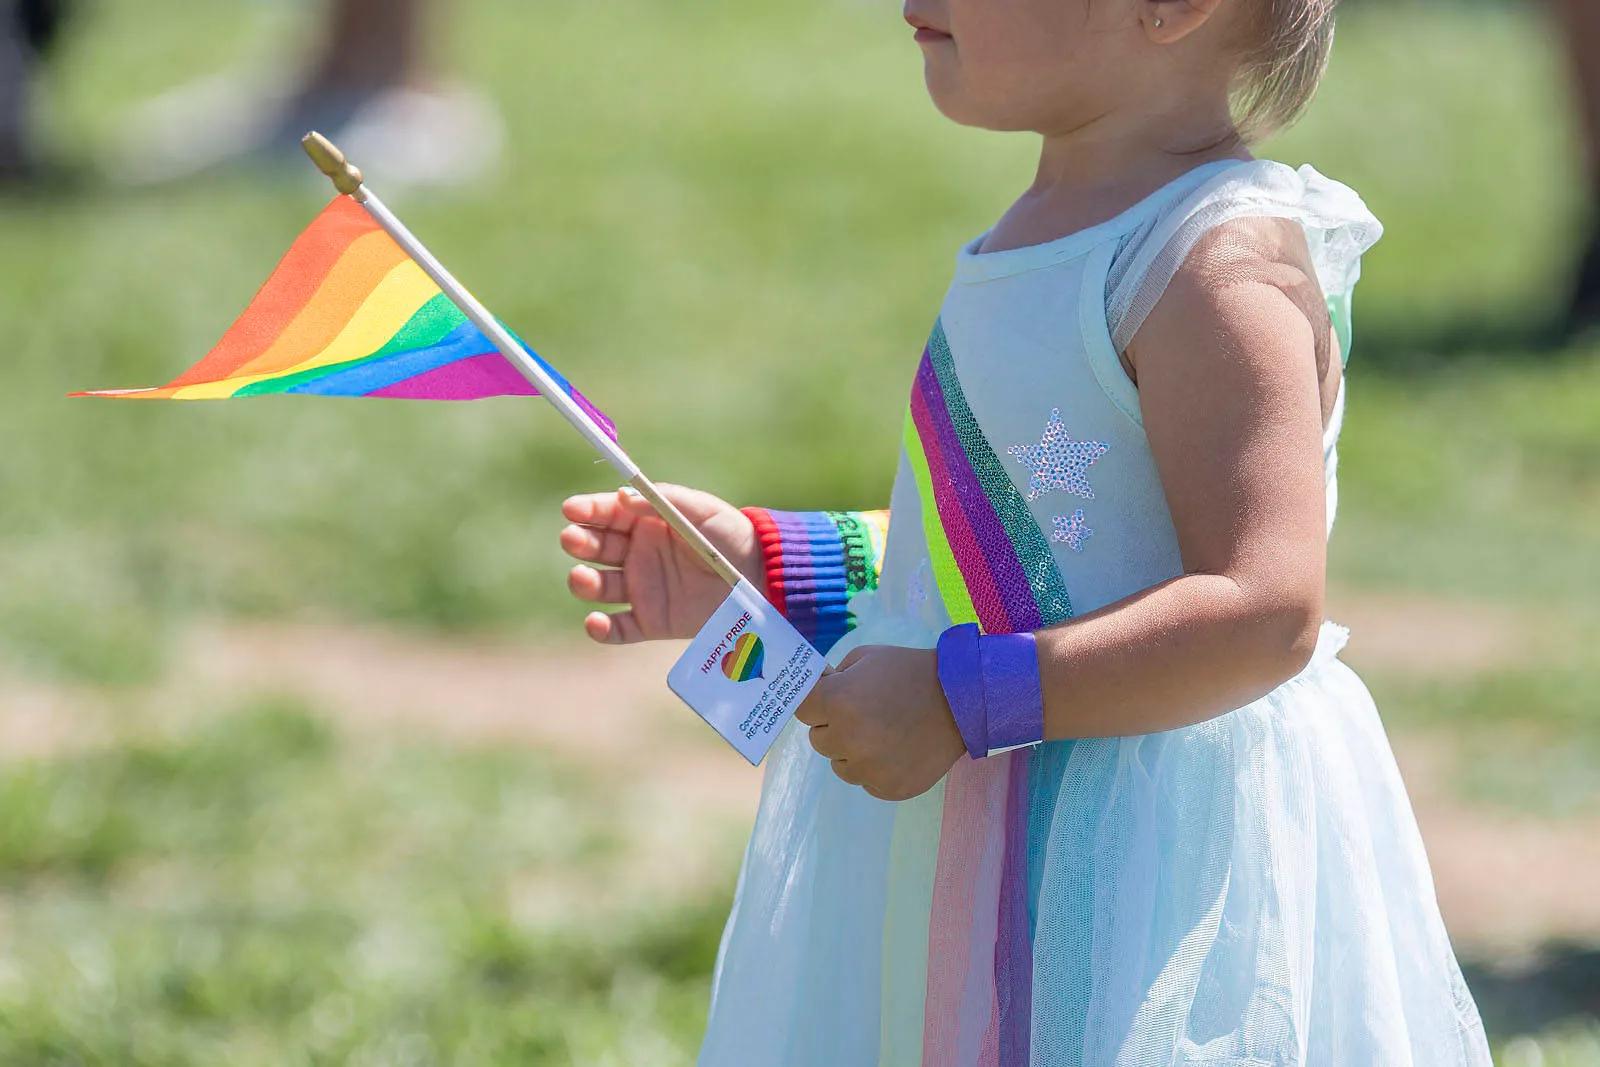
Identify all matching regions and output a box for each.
[721,632,765,683]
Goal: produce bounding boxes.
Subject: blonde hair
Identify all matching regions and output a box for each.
[1232,0,1339,141]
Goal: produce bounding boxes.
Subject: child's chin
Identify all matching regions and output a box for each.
[924,73,977,124]
[924,79,1017,132]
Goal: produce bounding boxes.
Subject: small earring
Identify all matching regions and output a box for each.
[1153,16,1164,27]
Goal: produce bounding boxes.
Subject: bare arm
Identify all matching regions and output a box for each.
[1036,218,1332,738]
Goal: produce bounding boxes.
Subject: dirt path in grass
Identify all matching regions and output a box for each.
[2,588,1593,951]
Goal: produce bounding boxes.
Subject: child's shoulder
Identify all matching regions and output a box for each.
[1117,159,1382,286]
[1107,159,1383,357]
[1139,213,1336,372]
[1163,159,1382,286]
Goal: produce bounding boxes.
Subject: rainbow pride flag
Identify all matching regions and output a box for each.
[73,197,615,439]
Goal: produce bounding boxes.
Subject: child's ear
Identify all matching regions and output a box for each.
[1141,0,1228,44]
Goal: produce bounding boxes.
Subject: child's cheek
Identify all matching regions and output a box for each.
[921,31,1024,129]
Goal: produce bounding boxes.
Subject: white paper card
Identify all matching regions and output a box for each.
[668,579,826,765]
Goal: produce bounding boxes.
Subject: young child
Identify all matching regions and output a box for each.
[560,0,1492,1062]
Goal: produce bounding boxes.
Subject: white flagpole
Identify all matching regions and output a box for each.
[301,132,746,590]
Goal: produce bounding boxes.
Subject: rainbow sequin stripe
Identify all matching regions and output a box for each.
[742,507,890,654]
[882,318,1077,1067]
[903,321,1074,633]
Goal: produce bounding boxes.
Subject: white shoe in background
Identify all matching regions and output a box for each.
[103,74,504,190]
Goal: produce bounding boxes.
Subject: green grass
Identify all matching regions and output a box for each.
[2,0,1599,1060]
[1371,664,1600,817]
[0,700,725,1065]
[1334,357,1600,614]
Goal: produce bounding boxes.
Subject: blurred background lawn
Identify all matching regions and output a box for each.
[2,0,1598,1063]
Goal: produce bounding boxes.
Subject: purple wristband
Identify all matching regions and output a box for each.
[979,633,1045,754]
[936,623,986,760]
[935,624,1045,760]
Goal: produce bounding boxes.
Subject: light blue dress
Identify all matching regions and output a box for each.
[705,160,1492,1067]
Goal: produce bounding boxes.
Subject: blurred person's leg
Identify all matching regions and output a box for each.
[0,8,31,176]
[1555,0,1600,332]
[301,0,432,97]
[108,0,500,189]
[0,0,70,179]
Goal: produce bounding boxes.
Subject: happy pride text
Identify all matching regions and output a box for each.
[697,611,755,675]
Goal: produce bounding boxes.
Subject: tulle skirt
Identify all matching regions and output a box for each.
[698,621,1491,1066]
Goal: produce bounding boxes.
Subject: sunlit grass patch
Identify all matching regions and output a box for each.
[0,698,722,1064]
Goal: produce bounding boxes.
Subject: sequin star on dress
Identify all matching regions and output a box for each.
[706,160,1491,1067]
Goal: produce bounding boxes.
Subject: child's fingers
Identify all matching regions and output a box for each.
[560,493,608,523]
[584,609,645,644]
[793,687,830,728]
[835,647,869,671]
[806,724,844,759]
[567,565,628,604]
[559,523,629,566]
[618,483,731,525]
[561,491,640,533]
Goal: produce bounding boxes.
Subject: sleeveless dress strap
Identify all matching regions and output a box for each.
[1105,160,1384,359]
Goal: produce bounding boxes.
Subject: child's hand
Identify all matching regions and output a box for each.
[559,484,761,644]
[796,645,966,801]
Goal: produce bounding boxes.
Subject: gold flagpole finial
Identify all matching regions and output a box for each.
[301,131,366,199]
